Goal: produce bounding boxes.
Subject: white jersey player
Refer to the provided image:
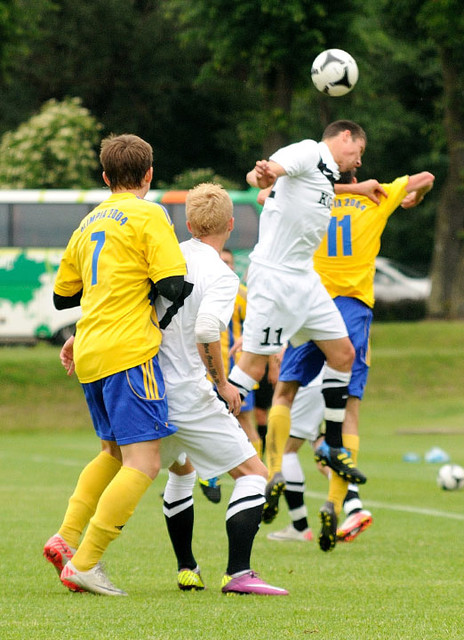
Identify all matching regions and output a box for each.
[228,121,377,513]
[156,183,288,597]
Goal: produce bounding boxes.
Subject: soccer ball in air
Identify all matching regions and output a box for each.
[311,49,359,97]
[437,464,464,491]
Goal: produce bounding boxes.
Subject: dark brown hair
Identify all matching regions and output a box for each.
[322,120,366,142]
[100,134,153,189]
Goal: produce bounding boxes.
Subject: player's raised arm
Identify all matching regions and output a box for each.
[335,178,388,205]
[246,159,285,189]
[401,171,435,209]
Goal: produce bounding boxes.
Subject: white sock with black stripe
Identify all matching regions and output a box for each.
[226,474,266,575]
[282,452,309,531]
[322,365,351,448]
[163,471,197,571]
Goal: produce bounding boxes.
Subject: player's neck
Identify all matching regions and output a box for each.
[195,233,228,255]
[111,183,150,199]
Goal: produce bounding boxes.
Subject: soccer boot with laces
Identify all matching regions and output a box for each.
[318,500,338,552]
[314,441,367,484]
[267,524,313,542]
[43,533,76,575]
[60,561,127,596]
[221,570,289,596]
[199,477,221,504]
[337,509,373,542]
[261,472,286,524]
[177,566,205,591]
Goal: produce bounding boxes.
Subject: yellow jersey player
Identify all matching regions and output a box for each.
[266,169,434,550]
[43,134,187,595]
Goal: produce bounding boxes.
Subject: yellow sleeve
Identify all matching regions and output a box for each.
[144,205,187,283]
[54,232,83,297]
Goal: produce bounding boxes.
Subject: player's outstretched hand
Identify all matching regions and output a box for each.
[60,335,76,376]
[254,160,277,189]
[401,192,421,209]
[350,179,388,205]
[216,381,242,416]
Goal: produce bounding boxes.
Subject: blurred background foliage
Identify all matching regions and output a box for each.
[0,0,462,314]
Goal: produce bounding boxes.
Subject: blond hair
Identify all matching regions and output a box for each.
[186,183,233,237]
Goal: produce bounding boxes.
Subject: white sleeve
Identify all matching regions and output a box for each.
[195,313,223,343]
[198,269,239,330]
[270,139,319,177]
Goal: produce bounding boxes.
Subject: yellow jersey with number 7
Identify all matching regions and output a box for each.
[54,192,186,383]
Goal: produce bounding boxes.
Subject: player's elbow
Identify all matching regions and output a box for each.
[156,275,185,302]
[195,313,222,344]
[53,290,82,310]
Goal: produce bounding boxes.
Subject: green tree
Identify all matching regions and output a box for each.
[0,0,253,185]
[418,0,464,318]
[167,0,359,156]
[0,97,102,188]
[0,0,55,79]
[157,168,240,190]
[383,0,464,317]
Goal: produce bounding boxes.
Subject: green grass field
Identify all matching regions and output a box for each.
[1,321,464,639]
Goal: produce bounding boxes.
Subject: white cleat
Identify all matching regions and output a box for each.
[60,561,128,596]
[267,524,313,542]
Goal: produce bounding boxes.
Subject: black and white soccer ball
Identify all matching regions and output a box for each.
[437,464,464,491]
[311,49,359,97]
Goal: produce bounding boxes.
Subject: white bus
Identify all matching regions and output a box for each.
[0,189,260,343]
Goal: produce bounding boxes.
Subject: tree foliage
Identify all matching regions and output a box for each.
[0,0,462,315]
[166,0,359,155]
[0,97,102,188]
[0,0,55,79]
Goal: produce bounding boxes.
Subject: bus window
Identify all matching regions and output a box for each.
[10,203,91,247]
[228,204,259,249]
[0,204,9,246]
[0,188,261,342]
[161,199,259,249]
[166,204,191,243]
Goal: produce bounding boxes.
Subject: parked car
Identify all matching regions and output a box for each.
[374,256,431,320]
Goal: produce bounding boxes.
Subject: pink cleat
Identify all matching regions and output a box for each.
[337,509,373,542]
[43,534,76,575]
[221,570,288,596]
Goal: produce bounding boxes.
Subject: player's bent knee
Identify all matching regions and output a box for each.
[229,455,268,480]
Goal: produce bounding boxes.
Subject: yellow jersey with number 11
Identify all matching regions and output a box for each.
[313,176,409,308]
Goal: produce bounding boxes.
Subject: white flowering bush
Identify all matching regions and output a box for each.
[0,97,103,188]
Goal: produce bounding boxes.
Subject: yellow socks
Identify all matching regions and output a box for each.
[343,434,359,466]
[252,437,263,460]
[328,434,360,516]
[266,405,291,479]
[71,466,152,572]
[58,451,122,549]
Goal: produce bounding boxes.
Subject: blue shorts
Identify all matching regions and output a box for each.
[82,356,177,445]
[279,297,373,400]
[335,296,372,398]
[242,389,255,412]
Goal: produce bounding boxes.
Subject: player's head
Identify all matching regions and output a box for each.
[100,134,153,191]
[186,183,234,238]
[221,248,235,270]
[322,120,366,173]
[336,169,357,185]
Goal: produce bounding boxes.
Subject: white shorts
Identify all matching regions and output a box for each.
[290,375,325,442]
[160,377,257,478]
[242,261,348,355]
